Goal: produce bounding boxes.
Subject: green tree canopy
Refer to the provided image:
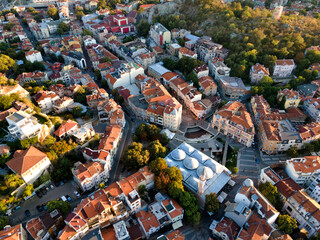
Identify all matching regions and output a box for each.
[205,193,219,213]
[149,157,168,175]
[0,217,8,230]
[147,140,167,160]
[82,29,93,36]
[258,182,283,211]
[4,174,23,189]
[277,214,298,234]
[123,142,150,169]
[47,7,59,20]
[47,200,71,215]
[22,184,34,198]
[0,54,15,72]
[72,106,83,118]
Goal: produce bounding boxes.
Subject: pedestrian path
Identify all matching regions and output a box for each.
[237,148,259,179]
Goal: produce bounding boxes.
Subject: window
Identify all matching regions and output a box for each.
[286,206,293,213]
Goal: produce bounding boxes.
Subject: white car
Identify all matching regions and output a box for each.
[61,196,67,202]
[74,190,80,197]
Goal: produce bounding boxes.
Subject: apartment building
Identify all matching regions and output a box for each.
[128,74,182,131]
[277,89,301,109]
[6,111,43,140]
[212,101,255,147]
[34,90,60,114]
[250,95,271,125]
[219,76,248,100]
[250,63,270,84]
[6,147,51,184]
[199,76,217,96]
[258,119,303,154]
[17,71,48,85]
[285,156,320,186]
[0,224,27,240]
[134,52,156,70]
[178,47,197,59]
[273,59,295,77]
[25,50,43,63]
[194,64,209,78]
[54,120,79,139]
[149,23,171,46]
[208,59,230,80]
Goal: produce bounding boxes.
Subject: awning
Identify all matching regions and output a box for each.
[172,220,183,230]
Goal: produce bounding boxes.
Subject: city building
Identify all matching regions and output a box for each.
[6,111,43,140]
[53,120,79,138]
[134,52,156,70]
[149,23,171,46]
[285,156,320,186]
[304,98,320,122]
[16,71,48,85]
[273,59,295,77]
[194,64,209,78]
[208,58,230,80]
[6,146,51,184]
[0,224,27,240]
[25,50,43,63]
[164,142,231,204]
[250,63,270,84]
[199,76,217,96]
[178,47,197,59]
[212,101,255,147]
[219,76,248,100]
[34,90,60,114]
[277,89,301,109]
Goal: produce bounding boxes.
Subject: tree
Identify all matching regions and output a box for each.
[47,200,71,215]
[72,106,83,118]
[82,29,93,36]
[47,7,59,20]
[168,181,184,198]
[260,76,273,85]
[186,71,199,89]
[137,20,151,37]
[149,157,168,175]
[148,140,167,160]
[155,171,171,192]
[0,202,7,215]
[0,153,10,168]
[76,6,85,20]
[138,184,147,195]
[98,183,105,189]
[277,214,298,234]
[258,182,283,210]
[162,57,176,71]
[232,167,239,174]
[167,166,183,182]
[146,124,161,140]
[22,184,34,198]
[4,174,24,189]
[177,56,200,75]
[102,56,112,63]
[97,0,107,10]
[287,146,299,158]
[0,75,8,85]
[0,54,15,72]
[123,142,150,169]
[205,193,219,213]
[0,217,8,230]
[57,22,70,35]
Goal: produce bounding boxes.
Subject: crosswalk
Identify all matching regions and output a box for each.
[237,148,259,179]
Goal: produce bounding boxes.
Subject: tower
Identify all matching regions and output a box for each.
[197,174,206,195]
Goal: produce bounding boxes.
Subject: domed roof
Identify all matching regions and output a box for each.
[191,150,210,163]
[179,142,195,155]
[197,166,214,180]
[171,149,186,161]
[183,157,199,170]
[243,178,254,187]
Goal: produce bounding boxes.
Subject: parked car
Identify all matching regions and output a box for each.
[50,184,54,190]
[61,196,67,202]
[66,195,72,202]
[12,206,21,213]
[36,191,42,198]
[41,204,47,210]
[256,158,259,164]
[36,205,43,212]
[25,210,31,217]
[74,190,80,197]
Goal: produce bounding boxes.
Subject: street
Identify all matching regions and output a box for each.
[237,147,260,179]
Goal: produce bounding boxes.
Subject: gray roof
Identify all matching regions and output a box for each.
[128,94,148,110]
[297,83,318,96]
[6,112,25,123]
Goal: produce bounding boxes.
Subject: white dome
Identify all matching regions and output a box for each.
[171,149,186,161]
[183,157,199,170]
[197,166,214,180]
[243,178,254,187]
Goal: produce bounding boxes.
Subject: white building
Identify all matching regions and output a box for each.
[250,63,270,84]
[149,23,171,46]
[134,52,156,70]
[25,50,43,63]
[6,111,43,140]
[285,156,320,186]
[104,62,144,89]
[83,35,97,47]
[164,142,231,204]
[72,161,109,192]
[34,90,60,114]
[273,59,295,77]
[6,147,51,184]
[304,98,320,122]
[208,60,230,80]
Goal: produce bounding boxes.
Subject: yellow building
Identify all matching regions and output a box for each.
[277,89,301,109]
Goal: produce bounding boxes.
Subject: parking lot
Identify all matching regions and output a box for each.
[8,181,81,225]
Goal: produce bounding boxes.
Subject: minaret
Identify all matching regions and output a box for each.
[197,174,206,195]
[273,0,283,20]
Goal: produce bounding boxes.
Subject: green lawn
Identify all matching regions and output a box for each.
[33,114,48,124]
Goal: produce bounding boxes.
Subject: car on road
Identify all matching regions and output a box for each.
[25,210,31,217]
[256,158,259,164]
[66,195,72,202]
[74,190,80,197]
[36,205,43,212]
[12,206,21,213]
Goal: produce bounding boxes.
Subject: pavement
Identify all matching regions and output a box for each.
[237,147,260,179]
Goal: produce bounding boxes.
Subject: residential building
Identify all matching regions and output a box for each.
[134,52,156,70]
[169,43,181,56]
[149,23,171,46]
[260,166,282,185]
[104,62,144,89]
[298,83,318,101]
[6,111,43,140]
[277,89,301,109]
[72,122,95,143]
[283,190,320,237]
[26,210,63,240]
[128,74,182,131]
[286,107,306,125]
[273,59,295,77]
[25,50,43,63]
[212,101,255,147]
[285,156,320,186]
[194,64,209,78]
[61,52,87,69]
[53,96,74,114]
[0,224,27,240]
[178,47,197,59]
[53,120,78,138]
[224,202,252,227]
[235,179,279,225]
[304,98,320,122]
[58,167,154,240]
[6,146,51,184]
[86,88,109,109]
[250,95,271,125]
[0,84,29,98]
[211,217,240,240]
[17,71,48,85]
[208,58,230,80]
[164,142,231,204]
[72,161,109,192]
[34,90,60,113]
[199,76,217,96]
[250,63,270,84]
[258,119,302,154]
[219,76,248,100]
